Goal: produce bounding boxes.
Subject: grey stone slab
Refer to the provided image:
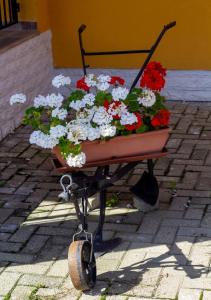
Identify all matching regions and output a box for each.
[9,225,37,243]
[0,272,21,296]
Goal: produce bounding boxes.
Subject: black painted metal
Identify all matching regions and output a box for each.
[69,159,156,254]
[0,0,19,30]
[78,21,176,90]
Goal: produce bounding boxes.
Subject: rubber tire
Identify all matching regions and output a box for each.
[68,240,96,291]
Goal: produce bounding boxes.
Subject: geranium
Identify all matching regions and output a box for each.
[151,109,170,127]
[109,76,125,86]
[124,112,143,131]
[10,94,26,105]
[76,77,89,92]
[52,74,71,88]
[140,61,166,91]
[10,64,170,168]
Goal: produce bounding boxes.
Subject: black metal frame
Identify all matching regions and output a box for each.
[0,0,19,30]
[62,21,176,254]
[68,158,154,254]
[78,21,176,90]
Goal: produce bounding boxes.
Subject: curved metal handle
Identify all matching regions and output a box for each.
[164,21,176,31]
[78,24,87,34]
[60,174,73,192]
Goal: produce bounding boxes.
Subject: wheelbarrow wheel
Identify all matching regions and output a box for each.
[68,240,96,291]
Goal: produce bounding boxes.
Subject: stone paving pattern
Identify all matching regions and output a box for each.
[1,101,211,299]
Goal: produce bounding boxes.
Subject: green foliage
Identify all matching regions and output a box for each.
[68,90,85,102]
[136,124,150,133]
[147,93,165,115]
[28,284,46,300]
[106,193,120,207]
[59,138,81,159]
[3,292,11,300]
[124,93,140,112]
[95,91,112,106]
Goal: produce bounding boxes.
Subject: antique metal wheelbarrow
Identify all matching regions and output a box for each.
[52,21,176,291]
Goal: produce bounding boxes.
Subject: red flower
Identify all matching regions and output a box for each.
[140,61,166,91]
[76,77,89,92]
[109,76,125,86]
[103,99,110,110]
[125,112,143,131]
[146,61,166,76]
[151,109,170,127]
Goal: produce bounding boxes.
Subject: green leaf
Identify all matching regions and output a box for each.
[68,90,85,103]
[58,138,81,159]
[124,93,140,112]
[95,91,112,106]
[136,124,150,133]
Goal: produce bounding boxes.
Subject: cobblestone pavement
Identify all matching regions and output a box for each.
[1,101,211,300]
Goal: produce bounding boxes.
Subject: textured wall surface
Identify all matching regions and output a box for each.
[0,30,53,141]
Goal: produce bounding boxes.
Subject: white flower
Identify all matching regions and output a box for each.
[96,75,111,91]
[10,94,26,105]
[69,99,85,111]
[82,93,95,106]
[52,107,68,120]
[93,107,113,125]
[34,95,48,108]
[138,89,156,107]
[87,126,100,141]
[29,130,58,149]
[50,125,67,139]
[46,93,64,108]
[108,101,127,117]
[84,74,97,87]
[100,124,116,137]
[120,111,138,125]
[67,124,88,144]
[111,87,129,100]
[76,108,96,123]
[52,74,71,88]
[66,152,86,168]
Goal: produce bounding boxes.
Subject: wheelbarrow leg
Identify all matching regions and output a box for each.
[94,166,122,257]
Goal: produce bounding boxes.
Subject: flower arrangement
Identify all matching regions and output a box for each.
[10,61,170,168]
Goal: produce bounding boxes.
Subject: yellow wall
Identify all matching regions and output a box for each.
[18,0,50,32]
[20,0,211,70]
[18,0,37,21]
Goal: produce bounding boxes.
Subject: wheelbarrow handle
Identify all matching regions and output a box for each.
[164,21,176,31]
[78,24,87,34]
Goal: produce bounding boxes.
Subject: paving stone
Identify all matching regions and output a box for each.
[0,271,21,296]
[36,226,74,236]
[9,225,37,243]
[203,290,211,300]
[10,285,34,300]
[155,274,183,299]
[36,287,61,298]
[182,277,211,289]
[47,258,68,277]
[21,234,49,254]
[138,216,161,234]
[177,227,211,237]
[0,241,22,253]
[154,226,177,244]
[18,274,63,288]
[0,208,14,224]
[0,232,11,241]
[6,261,52,275]
[0,252,34,263]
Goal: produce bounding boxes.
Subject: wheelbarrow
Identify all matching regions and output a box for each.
[52,20,176,291]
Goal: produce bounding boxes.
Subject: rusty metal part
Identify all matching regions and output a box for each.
[68,240,96,291]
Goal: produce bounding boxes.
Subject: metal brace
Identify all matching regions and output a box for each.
[58,174,73,202]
